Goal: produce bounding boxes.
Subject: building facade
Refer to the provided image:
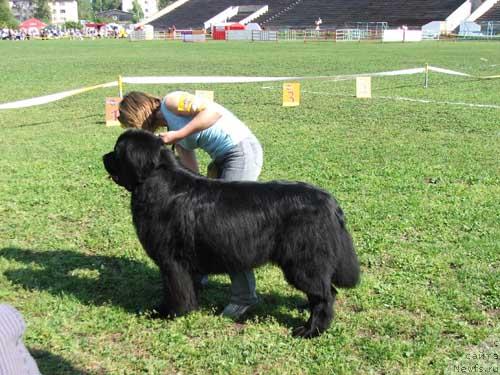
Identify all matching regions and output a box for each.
[49,0,78,24]
[96,9,133,22]
[9,0,78,24]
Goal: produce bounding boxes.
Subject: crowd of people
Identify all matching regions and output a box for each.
[0,25,127,41]
[1,28,32,40]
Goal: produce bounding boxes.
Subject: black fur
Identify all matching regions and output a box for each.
[103,129,360,338]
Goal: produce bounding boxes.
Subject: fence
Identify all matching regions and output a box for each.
[459,21,500,39]
[141,22,500,43]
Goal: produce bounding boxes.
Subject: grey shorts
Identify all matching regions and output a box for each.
[208,135,263,182]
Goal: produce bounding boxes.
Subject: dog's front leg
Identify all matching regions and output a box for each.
[156,259,198,318]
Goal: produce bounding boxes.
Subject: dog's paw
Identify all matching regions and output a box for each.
[292,325,321,339]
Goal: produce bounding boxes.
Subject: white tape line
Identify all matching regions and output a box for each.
[0,81,118,110]
[122,76,299,84]
[377,95,500,109]
[428,66,471,77]
[300,89,500,109]
[323,68,426,81]
[121,69,426,85]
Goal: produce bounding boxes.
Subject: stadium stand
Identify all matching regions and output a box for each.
[477,1,500,21]
[149,0,271,29]
[255,0,468,29]
[148,0,468,31]
[227,5,265,22]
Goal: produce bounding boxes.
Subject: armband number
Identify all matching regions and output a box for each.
[177,94,207,114]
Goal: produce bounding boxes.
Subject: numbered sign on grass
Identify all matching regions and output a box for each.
[283,82,300,107]
[105,97,122,127]
[356,77,372,99]
[195,90,214,102]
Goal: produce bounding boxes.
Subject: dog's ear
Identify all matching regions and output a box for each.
[116,130,164,190]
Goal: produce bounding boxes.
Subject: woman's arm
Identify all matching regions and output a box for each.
[159,92,222,145]
[175,144,199,173]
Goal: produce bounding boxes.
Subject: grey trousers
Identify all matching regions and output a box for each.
[210,135,263,305]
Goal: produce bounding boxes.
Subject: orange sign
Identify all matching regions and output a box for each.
[105,97,122,127]
[283,82,300,107]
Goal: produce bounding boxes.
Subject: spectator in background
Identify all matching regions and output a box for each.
[315,17,322,31]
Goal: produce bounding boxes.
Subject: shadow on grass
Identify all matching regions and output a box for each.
[30,348,89,375]
[6,114,100,129]
[1,247,307,329]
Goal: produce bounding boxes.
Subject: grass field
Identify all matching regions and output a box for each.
[1,39,499,374]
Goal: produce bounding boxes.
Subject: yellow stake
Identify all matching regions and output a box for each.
[118,75,123,98]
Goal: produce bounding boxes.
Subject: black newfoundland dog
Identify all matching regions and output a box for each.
[103,129,360,338]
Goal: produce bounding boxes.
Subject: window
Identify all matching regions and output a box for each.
[60,9,65,13]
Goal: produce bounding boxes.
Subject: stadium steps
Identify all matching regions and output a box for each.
[147,0,467,30]
[476,1,500,21]
[259,0,467,29]
[149,0,274,29]
[255,0,305,26]
[226,5,264,23]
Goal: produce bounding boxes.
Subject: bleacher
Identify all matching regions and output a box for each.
[255,0,467,29]
[149,0,271,30]
[227,5,263,22]
[148,0,466,31]
[477,2,500,21]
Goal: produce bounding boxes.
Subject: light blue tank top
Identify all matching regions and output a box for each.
[160,95,252,160]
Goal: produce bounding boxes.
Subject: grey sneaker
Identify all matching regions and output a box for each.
[221,302,257,319]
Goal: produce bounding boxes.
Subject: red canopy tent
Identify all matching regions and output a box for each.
[85,22,107,29]
[19,18,47,31]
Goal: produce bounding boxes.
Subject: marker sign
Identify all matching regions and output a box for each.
[195,90,214,102]
[105,97,122,126]
[283,82,300,107]
[356,77,372,99]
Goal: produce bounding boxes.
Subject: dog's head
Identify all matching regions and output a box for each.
[103,129,165,192]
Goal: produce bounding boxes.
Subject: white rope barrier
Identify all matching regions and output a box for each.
[0,82,118,110]
[0,66,498,110]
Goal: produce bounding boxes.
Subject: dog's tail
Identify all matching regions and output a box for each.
[330,202,360,289]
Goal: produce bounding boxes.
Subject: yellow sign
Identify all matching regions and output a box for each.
[356,77,372,99]
[105,97,122,127]
[195,90,214,102]
[282,83,300,107]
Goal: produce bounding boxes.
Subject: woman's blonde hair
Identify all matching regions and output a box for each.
[119,91,162,132]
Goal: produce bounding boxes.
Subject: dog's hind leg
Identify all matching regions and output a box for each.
[283,268,335,338]
[293,287,336,339]
[156,260,198,318]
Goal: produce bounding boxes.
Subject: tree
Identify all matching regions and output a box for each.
[158,0,174,11]
[102,0,120,11]
[64,20,82,29]
[131,0,143,22]
[77,0,93,21]
[0,0,18,28]
[34,0,51,23]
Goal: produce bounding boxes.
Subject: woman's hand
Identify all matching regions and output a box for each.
[158,131,179,145]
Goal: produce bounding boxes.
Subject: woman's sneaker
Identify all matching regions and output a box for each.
[222,302,258,319]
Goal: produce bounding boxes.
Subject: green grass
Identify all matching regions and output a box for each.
[1,39,499,374]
